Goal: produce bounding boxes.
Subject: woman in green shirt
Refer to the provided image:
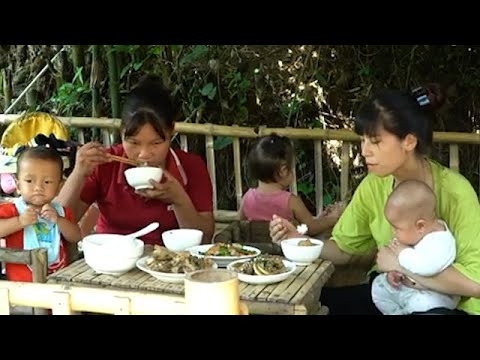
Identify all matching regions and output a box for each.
[270,85,480,315]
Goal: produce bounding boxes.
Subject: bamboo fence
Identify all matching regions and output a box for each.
[1,114,479,223]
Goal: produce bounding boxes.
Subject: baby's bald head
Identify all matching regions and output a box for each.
[385,180,436,225]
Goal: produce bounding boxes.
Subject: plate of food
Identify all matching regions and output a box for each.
[186,243,261,268]
[136,245,217,283]
[227,255,296,285]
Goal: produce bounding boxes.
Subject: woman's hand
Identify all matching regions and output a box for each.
[136,170,187,205]
[269,214,300,244]
[376,245,401,273]
[74,142,110,177]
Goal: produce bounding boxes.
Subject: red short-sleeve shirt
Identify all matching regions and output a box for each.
[80,144,213,245]
[0,203,73,282]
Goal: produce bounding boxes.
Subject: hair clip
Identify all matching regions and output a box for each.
[411,86,430,107]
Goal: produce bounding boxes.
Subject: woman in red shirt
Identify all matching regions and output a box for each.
[57,75,214,245]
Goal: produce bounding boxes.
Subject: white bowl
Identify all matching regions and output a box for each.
[280,238,324,266]
[187,244,261,268]
[162,229,203,252]
[82,234,144,276]
[124,166,163,190]
[227,258,296,285]
[136,256,218,283]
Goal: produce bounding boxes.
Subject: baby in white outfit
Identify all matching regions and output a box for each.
[371,179,459,315]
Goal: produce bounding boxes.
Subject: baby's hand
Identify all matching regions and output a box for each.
[386,271,405,289]
[40,204,58,224]
[19,207,38,227]
[388,238,409,256]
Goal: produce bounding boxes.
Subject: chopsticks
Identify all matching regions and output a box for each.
[108,154,141,167]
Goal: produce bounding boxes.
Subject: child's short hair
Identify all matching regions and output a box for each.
[248,134,293,183]
[16,146,64,177]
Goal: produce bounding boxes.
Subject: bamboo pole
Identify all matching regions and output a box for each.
[77,128,85,144]
[314,140,324,215]
[0,248,32,264]
[214,210,240,223]
[106,45,120,146]
[2,68,12,111]
[30,248,47,283]
[449,144,459,172]
[180,134,188,152]
[90,45,100,141]
[205,132,217,210]
[0,280,188,315]
[105,46,120,119]
[71,45,84,73]
[0,115,478,145]
[51,292,74,315]
[289,137,297,196]
[0,288,10,315]
[102,130,111,146]
[232,133,242,210]
[340,142,350,201]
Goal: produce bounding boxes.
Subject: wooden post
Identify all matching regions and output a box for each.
[449,144,459,172]
[314,140,324,215]
[340,142,350,201]
[30,248,47,283]
[232,133,243,210]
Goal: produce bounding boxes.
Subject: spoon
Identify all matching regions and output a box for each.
[125,222,160,239]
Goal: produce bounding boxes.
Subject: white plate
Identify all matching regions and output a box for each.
[136,256,217,283]
[187,244,261,268]
[227,258,296,285]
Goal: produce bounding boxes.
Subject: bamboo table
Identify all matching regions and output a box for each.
[47,256,334,315]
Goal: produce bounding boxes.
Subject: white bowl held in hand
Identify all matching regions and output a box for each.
[82,234,145,276]
[162,229,203,252]
[124,166,163,190]
[280,238,324,266]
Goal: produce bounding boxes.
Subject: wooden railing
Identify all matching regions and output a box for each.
[1,114,479,223]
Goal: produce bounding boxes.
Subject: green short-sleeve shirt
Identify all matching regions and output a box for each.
[331,160,480,314]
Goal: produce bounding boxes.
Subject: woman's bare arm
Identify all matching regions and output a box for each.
[56,169,90,222]
[403,266,480,298]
